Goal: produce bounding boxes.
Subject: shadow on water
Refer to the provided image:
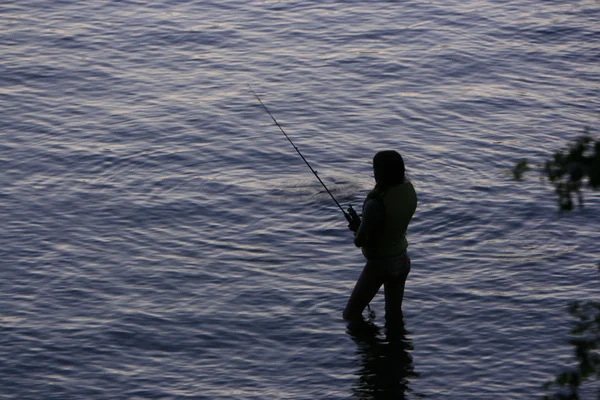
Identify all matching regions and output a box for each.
[347,317,421,400]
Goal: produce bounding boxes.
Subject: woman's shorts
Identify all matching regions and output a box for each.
[367,251,411,280]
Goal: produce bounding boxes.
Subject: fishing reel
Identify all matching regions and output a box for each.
[346,205,361,233]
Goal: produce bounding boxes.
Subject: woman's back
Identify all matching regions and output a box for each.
[361,181,417,260]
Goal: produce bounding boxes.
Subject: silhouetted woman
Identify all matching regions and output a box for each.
[343,150,417,323]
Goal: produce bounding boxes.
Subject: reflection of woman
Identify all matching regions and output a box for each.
[348,318,417,399]
[343,150,417,323]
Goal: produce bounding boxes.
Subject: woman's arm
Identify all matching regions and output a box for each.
[354,199,384,247]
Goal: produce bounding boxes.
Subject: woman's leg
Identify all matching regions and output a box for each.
[383,256,411,323]
[343,261,384,321]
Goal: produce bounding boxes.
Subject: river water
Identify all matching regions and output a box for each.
[1,1,599,399]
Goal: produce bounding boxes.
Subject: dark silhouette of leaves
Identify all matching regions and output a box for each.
[515,132,599,399]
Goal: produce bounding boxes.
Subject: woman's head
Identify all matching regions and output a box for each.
[373,150,406,187]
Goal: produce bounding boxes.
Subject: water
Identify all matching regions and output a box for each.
[1,1,599,399]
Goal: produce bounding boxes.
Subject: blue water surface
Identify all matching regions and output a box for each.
[1,1,599,399]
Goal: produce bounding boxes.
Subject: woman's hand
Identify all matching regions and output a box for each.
[347,206,361,233]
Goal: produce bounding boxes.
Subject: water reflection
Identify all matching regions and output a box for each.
[347,318,419,399]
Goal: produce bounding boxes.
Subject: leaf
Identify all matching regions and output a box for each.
[512,159,529,181]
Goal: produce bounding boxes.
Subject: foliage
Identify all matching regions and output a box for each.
[514,132,600,399]
[513,131,600,211]
[542,301,600,400]
[513,159,530,181]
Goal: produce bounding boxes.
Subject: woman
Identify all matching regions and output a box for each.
[343,150,417,323]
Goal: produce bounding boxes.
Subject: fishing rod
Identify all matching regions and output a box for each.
[249,85,373,320]
[248,84,360,226]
